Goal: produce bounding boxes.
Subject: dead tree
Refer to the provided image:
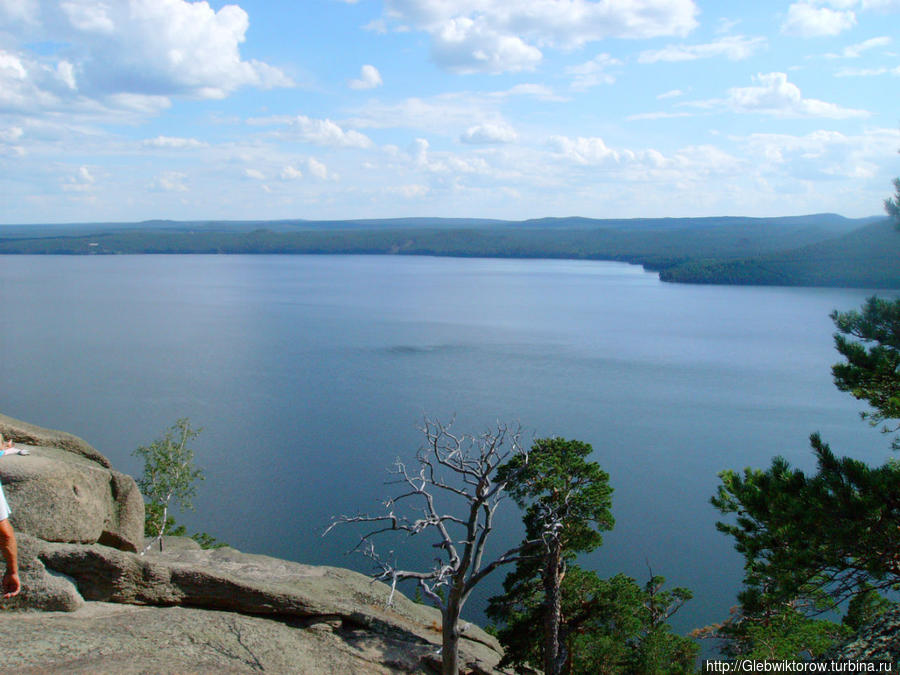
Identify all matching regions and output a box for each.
[326,418,542,675]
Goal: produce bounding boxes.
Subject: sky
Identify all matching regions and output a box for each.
[1,0,899,224]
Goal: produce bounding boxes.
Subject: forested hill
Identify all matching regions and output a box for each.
[660,218,900,288]
[0,213,895,288]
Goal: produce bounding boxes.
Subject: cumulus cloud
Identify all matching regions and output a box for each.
[638,35,766,63]
[429,17,542,74]
[277,158,333,180]
[307,157,331,180]
[460,122,518,144]
[550,136,621,165]
[741,127,900,180]
[288,116,372,148]
[0,48,82,113]
[142,136,205,149]
[781,3,857,37]
[348,64,383,90]
[548,135,743,180]
[408,136,490,175]
[683,72,869,118]
[243,168,265,180]
[61,165,97,191]
[249,115,373,148]
[724,72,869,117]
[567,54,622,90]
[381,0,699,73]
[0,0,292,117]
[150,170,188,192]
[280,165,303,180]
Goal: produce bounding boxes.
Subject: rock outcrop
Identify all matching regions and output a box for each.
[0,413,143,551]
[0,414,506,674]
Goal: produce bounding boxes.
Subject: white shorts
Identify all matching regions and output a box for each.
[0,483,10,522]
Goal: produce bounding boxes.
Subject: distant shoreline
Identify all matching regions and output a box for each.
[0,214,897,289]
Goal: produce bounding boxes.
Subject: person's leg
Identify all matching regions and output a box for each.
[0,519,19,598]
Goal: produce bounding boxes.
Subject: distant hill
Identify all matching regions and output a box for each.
[517,213,875,233]
[1,213,875,237]
[660,218,900,288]
[0,213,894,288]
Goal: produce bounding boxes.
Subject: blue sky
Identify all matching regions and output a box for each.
[1,0,898,223]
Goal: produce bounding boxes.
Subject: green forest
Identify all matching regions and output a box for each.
[1,211,896,288]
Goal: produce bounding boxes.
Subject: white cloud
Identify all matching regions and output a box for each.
[781,3,856,37]
[489,83,567,102]
[56,60,76,90]
[460,122,518,144]
[824,35,891,58]
[861,0,900,8]
[0,0,292,118]
[567,53,622,90]
[381,0,699,74]
[249,115,373,148]
[627,111,695,121]
[411,137,430,166]
[348,64,383,90]
[243,168,265,180]
[60,0,115,33]
[0,0,40,23]
[150,170,188,192]
[0,48,81,113]
[386,184,430,198]
[307,157,330,180]
[638,35,766,63]
[347,94,493,133]
[364,18,388,34]
[280,165,303,180]
[61,164,96,191]
[0,126,24,143]
[277,158,333,181]
[407,136,491,175]
[548,135,743,181]
[141,136,205,149]
[430,17,542,74]
[288,116,372,148]
[835,64,900,76]
[725,72,869,117]
[741,128,900,181]
[657,89,685,99]
[549,136,620,165]
[684,72,870,118]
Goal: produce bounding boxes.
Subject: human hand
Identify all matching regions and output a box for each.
[2,571,20,598]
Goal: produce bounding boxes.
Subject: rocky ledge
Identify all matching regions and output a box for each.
[0,413,505,674]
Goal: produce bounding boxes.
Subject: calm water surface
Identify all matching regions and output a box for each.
[0,254,892,640]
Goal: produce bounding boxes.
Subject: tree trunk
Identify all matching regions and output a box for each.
[543,542,563,675]
[441,593,463,675]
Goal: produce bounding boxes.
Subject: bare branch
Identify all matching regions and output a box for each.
[326,417,529,675]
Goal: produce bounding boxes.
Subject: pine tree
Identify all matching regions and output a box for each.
[493,437,615,675]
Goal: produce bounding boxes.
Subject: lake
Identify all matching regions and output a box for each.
[0,254,892,642]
